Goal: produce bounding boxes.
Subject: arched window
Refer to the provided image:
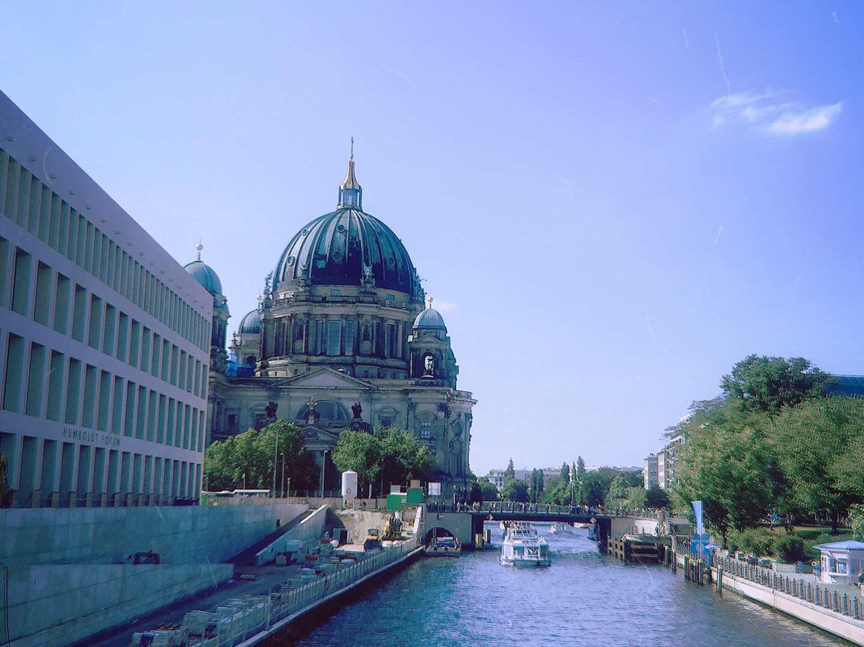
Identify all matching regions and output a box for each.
[416,411,435,440]
[244,355,256,366]
[296,400,350,422]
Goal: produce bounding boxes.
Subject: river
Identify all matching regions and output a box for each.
[294,523,851,647]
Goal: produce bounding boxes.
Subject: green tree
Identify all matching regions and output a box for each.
[772,397,864,533]
[331,429,382,497]
[720,355,834,415]
[477,477,499,501]
[645,485,669,509]
[850,504,864,541]
[672,406,779,543]
[502,479,529,502]
[332,426,433,497]
[204,421,318,492]
[529,469,545,503]
[604,474,632,508]
[576,456,586,481]
[560,461,570,484]
[376,426,434,494]
[580,471,610,507]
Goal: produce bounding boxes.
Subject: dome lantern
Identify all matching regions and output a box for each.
[337,137,362,210]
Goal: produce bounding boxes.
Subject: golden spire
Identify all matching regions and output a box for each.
[338,137,363,209]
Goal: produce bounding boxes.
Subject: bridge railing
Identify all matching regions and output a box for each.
[425,501,668,520]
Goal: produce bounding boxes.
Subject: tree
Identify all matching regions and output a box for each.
[504,458,516,483]
[671,405,779,543]
[580,471,610,507]
[772,397,864,533]
[529,469,545,503]
[560,461,570,484]
[331,430,382,497]
[502,479,529,502]
[720,355,834,415]
[477,477,499,501]
[204,421,318,492]
[576,456,586,482]
[375,426,434,495]
[645,485,669,509]
[604,474,632,508]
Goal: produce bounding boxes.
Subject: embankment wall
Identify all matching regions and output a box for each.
[2,563,233,647]
[0,503,308,566]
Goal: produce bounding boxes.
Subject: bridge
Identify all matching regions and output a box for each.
[421,503,687,548]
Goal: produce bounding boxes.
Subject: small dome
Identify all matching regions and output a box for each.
[413,307,446,330]
[184,260,223,295]
[238,309,262,334]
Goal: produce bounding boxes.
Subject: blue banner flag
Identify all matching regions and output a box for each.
[692,501,704,536]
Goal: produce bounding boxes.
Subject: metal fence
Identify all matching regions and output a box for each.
[133,524,422,647]
[716,557,864,621]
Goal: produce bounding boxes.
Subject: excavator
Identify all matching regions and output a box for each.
[363,515,403,550]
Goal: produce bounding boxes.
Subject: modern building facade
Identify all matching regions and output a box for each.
[643,453,658,489]
[194,151,476,496]
[0,91,212,508]
[657,434,684,490]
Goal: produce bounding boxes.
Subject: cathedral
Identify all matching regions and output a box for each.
[185,150,476,496]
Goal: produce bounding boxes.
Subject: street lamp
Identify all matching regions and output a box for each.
[280,452,286,498]
[320,450,329,499]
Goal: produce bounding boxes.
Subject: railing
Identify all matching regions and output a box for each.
[433,501,667,520]
[132,510,424,647]
[716,557,863,621]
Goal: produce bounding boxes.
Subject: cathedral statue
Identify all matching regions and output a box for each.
[424,354,435,376]
[265,401,278,420]
[351,402,363,419]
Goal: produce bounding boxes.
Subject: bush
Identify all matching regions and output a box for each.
[774,536,806,563]
[734,528,777,558]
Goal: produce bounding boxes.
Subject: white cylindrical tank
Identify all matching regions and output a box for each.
[341,471,358,502]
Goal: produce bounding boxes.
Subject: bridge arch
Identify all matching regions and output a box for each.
[424,526,456,546]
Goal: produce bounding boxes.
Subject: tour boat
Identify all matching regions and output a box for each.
[550,522,573,534]
[500,523,551,568]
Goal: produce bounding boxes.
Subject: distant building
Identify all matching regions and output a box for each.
[825,375,864,397]
[0,91,211,508]
[658,434,684,490]
[643,454,658,488]
[486,468,531,491]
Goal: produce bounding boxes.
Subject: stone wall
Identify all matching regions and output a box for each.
[254,505,329,566]
[0,503,308,566]
[2,563,233,647]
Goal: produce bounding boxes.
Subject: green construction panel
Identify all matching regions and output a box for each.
[387,493,408,511]
[406,488,424,505]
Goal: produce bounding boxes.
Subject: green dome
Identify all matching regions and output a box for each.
[184,260,223,295]
[238,309,261,334]
[414,306,446,330]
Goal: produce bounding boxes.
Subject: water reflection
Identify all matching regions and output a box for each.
[295,523,848,647]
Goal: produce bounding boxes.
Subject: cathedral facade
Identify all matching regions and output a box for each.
[187,153,476,496]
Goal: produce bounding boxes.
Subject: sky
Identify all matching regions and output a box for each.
[2,2,863,476]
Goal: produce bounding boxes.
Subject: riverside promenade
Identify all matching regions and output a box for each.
[673,551,864,645]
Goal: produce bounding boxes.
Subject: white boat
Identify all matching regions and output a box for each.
[550,522,573,534]
[572,522,591,529]
[500,523,551,568]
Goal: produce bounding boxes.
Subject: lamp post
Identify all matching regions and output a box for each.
[320,450,329,499]
[272,433,279,498]
[280,452,286,498]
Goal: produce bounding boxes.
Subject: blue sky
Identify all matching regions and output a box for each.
[3,2,862,475]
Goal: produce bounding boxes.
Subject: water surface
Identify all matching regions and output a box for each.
[296,523,850,647]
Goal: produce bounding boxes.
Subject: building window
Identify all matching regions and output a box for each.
[419,421,432,440]
[326,320,342,356]
[1,334,24,412]
[11,247,32,316]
